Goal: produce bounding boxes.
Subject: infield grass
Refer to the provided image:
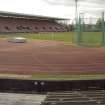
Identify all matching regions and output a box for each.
[0,32,74,43]
[0,32,104,46]
[80,32,103,46]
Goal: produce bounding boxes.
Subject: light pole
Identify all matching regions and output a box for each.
[75,0,78,20]
[75,0,80,44]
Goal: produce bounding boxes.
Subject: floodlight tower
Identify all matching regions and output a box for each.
[75,0,80,44]
[75,0,78,20]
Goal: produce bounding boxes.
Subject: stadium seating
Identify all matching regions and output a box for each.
[0,17,67,33]
[41,101,98,105]
[41,90,105,105]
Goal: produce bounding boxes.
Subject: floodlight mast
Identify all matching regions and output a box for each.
[75,0,80,45]
[75,0,78,21]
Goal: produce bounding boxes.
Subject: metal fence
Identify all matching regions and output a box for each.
[75,12,105,47]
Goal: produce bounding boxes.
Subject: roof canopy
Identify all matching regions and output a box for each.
[0,11,69,20]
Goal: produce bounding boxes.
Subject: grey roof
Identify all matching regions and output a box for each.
[0,11,69,20]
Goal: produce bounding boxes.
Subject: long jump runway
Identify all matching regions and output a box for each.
[0,39,105,75]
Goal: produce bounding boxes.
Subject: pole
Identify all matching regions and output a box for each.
[75,0,78,19]
[101,12,105,45]
[75,0,80,45]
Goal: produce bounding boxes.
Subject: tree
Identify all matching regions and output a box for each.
[96,18,102,29]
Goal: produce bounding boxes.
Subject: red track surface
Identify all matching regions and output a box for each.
[0,39,105,75]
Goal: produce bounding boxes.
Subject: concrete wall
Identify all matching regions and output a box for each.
[0,79,104,93]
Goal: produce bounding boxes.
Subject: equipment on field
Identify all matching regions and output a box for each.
[8,37,27,43]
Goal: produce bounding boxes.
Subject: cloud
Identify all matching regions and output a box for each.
[0,0,104,19]
[45,0,105,18]
[45,0,105,8]
[45,0,74,6]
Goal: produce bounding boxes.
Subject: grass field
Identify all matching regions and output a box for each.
[80,32,104,46]
[0,73,105,81]
[0,32,74,43]
[0,32,104,46]
[31,74,105,81]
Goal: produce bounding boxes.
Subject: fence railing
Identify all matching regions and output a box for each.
[75,12,105,47]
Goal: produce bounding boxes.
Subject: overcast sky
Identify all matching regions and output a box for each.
[0,0,105,19]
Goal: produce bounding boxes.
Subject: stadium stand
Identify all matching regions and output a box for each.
[41,90,105,105]
[0,12,68,33]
